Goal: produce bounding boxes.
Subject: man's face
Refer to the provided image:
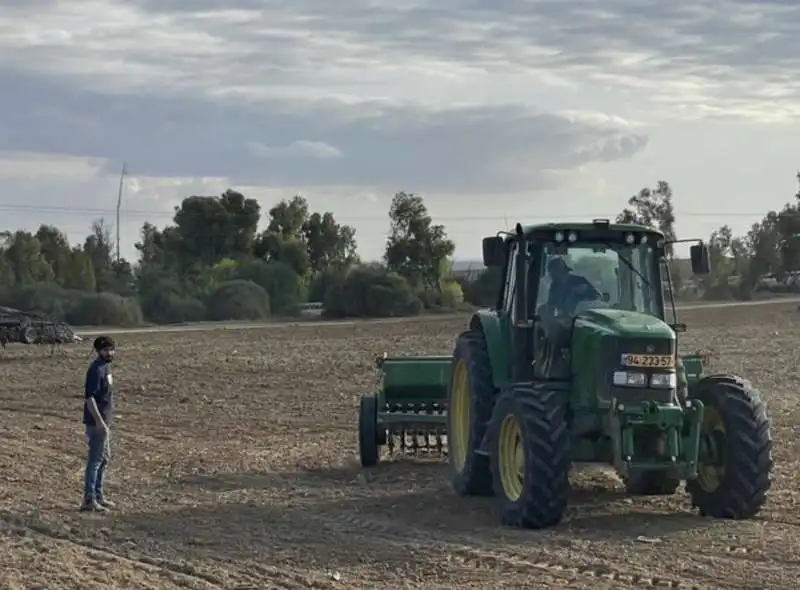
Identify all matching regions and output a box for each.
[99,347,116,362]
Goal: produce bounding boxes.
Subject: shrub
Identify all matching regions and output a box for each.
[323,264,421,318]
[440,280,464,308]
[3,282,81,321]
[66,292,144,326]
[460,267,502,307]
[158,294,208,323]
[207,279,270,321]
[234,259,306,315]
[139,279,208,324]
[308,267,346,303]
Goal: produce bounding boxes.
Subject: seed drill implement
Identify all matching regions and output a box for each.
[358,354,450,465]
[357,219,773,529]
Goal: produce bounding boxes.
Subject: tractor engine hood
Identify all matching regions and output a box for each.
[575,308,675,340]
[571,308,677,404]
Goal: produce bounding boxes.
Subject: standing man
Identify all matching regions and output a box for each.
[81,336,116,512]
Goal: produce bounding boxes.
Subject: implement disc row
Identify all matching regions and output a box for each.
[384,401,448,457]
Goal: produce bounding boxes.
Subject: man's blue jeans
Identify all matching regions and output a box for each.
[84,425,110,502]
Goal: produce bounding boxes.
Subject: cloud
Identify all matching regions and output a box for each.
[248,140,344,160]
[1,0,798,121]
[0,68,647,192]
[1,0,799,261]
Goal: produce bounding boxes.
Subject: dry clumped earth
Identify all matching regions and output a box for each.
[0,302,799,589]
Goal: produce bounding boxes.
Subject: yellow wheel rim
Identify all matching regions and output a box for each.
[449,360,471,472]
[697,406,726,492]
[498,413,525,501]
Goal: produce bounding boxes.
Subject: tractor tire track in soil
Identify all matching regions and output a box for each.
[2,300,800,588]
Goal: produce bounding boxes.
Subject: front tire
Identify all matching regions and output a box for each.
[686,376,772,519]
[489,384,570,529]
[447,329,496,496]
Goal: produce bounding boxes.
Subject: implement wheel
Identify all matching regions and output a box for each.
[489,384,570,529]
[359,395,380,467]
[447,329,496,496]
[686,376,772,519]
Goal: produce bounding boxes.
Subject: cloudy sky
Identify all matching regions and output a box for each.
[1,0,799,263]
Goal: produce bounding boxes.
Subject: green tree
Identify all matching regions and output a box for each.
[83,219,136,295]
[740,212,781,294]
[616,180,680,287]
[303,211,359,272]
[384,192,455,292]
[173,189,261,266]
[616,181,677,244]
[35,225,72,285]
[265,195,309,238]
[3,230,55,285]
[63,248,97,291]
[134,222,182,294]
[83,219,114,291]
[253,196,311,276]
[253,195,359,279]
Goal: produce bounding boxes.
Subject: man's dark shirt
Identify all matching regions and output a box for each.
[83,358,113,426]
[547,273,597,313]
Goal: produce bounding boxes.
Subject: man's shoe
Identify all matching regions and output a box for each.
[80,499,108,512]
[96,497,115,508]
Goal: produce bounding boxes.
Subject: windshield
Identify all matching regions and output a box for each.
[538,242,663,318]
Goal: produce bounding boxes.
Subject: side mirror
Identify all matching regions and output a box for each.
[690,244,710,276]
[482,236,505,267]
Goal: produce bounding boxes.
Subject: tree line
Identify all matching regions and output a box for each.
[0,191,461,325]
[2,177,799,326]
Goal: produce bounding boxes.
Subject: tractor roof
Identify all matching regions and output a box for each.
[521,221,665,239]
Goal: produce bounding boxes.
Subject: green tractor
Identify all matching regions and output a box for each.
[357,220,773,529]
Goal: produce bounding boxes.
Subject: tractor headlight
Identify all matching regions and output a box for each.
[650,372,677,389]
[612,371,648,387]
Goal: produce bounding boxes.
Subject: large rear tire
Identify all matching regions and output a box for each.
[447,329,496,496]
[489,384,570,529]
[686,376,772,519]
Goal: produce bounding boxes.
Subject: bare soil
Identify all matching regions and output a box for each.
[1,302,799,589]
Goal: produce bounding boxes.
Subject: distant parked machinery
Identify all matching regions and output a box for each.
[0,306,81,351]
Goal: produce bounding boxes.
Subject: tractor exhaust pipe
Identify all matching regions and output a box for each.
[513,223,531,381]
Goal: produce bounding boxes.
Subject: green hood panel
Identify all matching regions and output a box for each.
[576,308,675,339]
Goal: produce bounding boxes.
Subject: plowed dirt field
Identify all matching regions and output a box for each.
[1,301,798,589]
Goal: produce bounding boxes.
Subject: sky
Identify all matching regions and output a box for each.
[1,0,799,264]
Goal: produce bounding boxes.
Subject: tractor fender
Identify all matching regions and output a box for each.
[689,373,754,396]
[469,310,510,390]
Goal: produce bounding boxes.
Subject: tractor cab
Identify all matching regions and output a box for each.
[482,220,710,383]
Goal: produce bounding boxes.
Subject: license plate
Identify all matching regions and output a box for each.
[621,354,674,368]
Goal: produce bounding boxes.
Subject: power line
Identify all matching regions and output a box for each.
[0,202,776,223]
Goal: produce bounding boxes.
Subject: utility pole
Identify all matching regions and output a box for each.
[115,161,127,263]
